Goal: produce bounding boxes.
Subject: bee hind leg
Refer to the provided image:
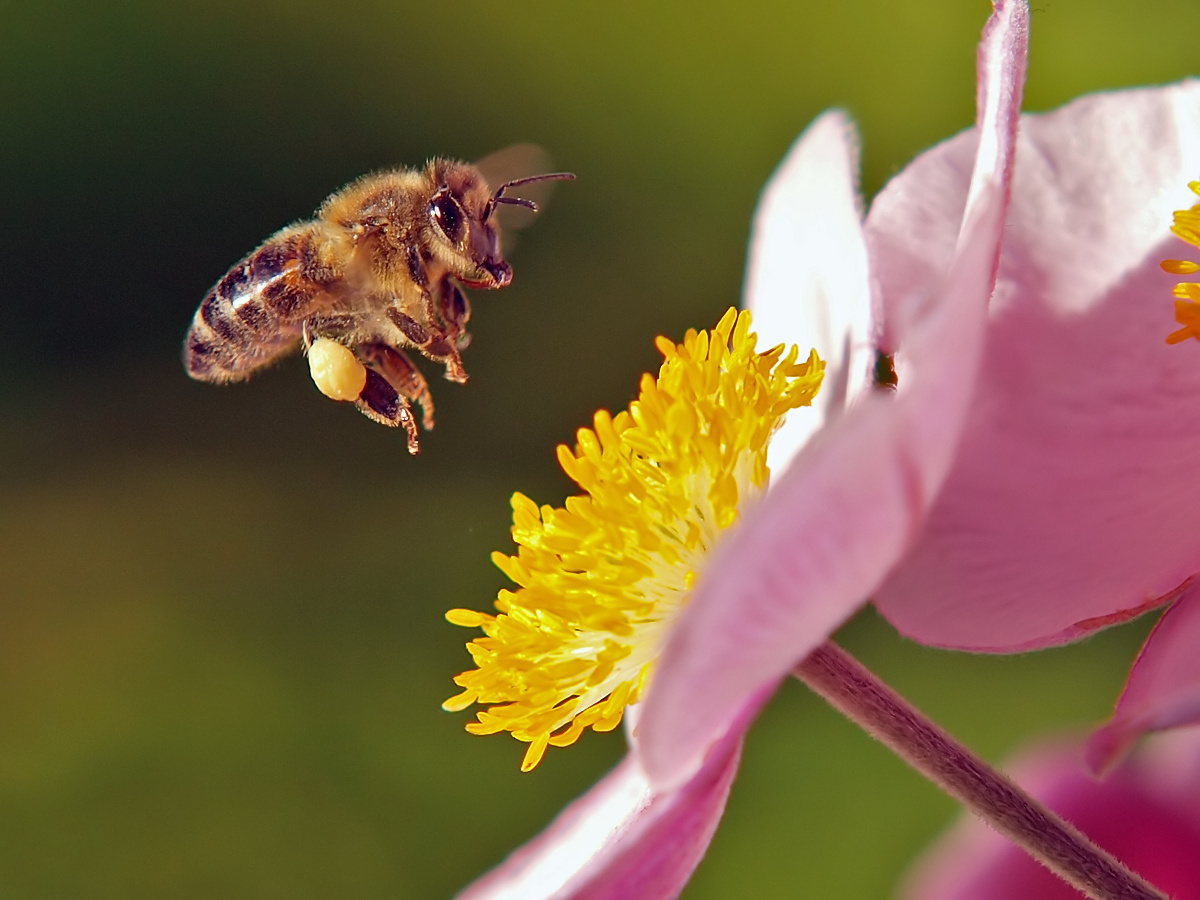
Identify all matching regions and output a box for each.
[356,368,421,454]
[354,342,435,453]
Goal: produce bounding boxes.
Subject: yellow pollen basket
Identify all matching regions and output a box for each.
[1162,180,1200,344]
[307,337,367,401]
[443,307,824,771]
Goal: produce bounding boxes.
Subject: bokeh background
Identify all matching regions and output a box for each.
[1,1,1196,896]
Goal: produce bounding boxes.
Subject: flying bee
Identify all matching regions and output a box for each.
[183,149,573,454]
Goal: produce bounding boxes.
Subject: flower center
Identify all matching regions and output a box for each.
[443,307,824,770]
[1161,180,1200,344]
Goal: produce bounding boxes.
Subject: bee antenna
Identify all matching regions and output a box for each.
[484,172,576,222]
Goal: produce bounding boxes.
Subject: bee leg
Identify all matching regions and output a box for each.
[360,342,435,431]
[354,366,421,454]
[355,342,435,442]
[385,304,469,384]
[436,276,472,353]
[400,247,470,383]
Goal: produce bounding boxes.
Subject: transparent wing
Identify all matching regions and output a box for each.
[474,144,568,240]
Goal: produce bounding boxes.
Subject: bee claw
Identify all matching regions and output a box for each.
[355,368,423,454]
[354,342,436,449]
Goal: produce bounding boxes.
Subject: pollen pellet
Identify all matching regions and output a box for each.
[307,337,367,401]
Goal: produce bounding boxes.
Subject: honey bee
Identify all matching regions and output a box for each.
[183,149,573,453]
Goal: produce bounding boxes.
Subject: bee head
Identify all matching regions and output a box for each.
[426,161,574,290]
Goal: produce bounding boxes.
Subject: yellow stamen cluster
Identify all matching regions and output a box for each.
[443,307,824,771]
[1162,181,1200,344]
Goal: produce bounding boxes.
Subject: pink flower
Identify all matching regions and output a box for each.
[456,700,758,900]
[898,729,1200,900]
[637,0,1026,786]
[1087,587,1200,773]
[869,78,1200,650]
[453,2,1027,896]
[861,76,1200,770]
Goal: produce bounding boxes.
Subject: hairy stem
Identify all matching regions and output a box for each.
[793,641,1169,900]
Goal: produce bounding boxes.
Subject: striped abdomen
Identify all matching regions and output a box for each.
[184,227,336,382]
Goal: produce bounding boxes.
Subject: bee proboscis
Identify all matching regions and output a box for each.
[183,149,573,454]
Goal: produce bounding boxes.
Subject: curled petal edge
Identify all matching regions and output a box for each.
[1087,586,1200,775]
[743,108,873,473]
[457,690,768,900]
[638,0,1028,790]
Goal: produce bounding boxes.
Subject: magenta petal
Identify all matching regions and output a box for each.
[873,79,1200,651]
[900,732,1200,900]
[456,730,743,900]
[1086,588,1200,774]
[638,0,1029,789]
[743,109,873,472]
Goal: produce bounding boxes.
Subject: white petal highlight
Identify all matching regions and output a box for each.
[639,0,1029,789]
[743,110,873,472]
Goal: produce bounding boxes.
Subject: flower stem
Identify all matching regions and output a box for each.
[793,641,1168,900]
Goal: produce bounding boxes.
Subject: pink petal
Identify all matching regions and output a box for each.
[1086,586,1200,774]
[872,79,1200,651]
[743,109,873,473]
[638,0,1028,789]
[899,732,1200,900]
[457,726,743,900]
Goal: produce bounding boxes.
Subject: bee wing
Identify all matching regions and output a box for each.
[475,144,567,239]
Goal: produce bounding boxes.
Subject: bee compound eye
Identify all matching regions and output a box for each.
[429,191,465,244]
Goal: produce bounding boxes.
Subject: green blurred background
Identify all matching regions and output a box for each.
[0,0,1195,896]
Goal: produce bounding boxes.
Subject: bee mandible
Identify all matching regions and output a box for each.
[183,151,573,454]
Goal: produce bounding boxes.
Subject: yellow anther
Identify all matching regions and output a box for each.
[1164,185,1200,344]
[444,308,824,769]
[1162,260,1200,275]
